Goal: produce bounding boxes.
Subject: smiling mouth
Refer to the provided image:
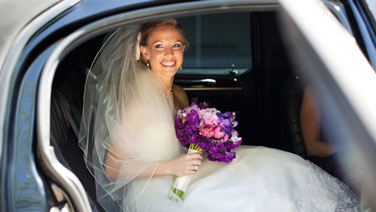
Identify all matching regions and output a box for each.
[161,61,176,67]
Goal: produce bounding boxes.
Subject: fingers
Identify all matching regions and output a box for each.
[192,160,201,167]
[192,164,199,171]
[188,165,199,175]
[187,153,202,167]
[187,170,197,175]
[172,153,204,176]
[189,158,202,174]
[188,162,200,171]
[182,153,202,174]
[187,152,203,160]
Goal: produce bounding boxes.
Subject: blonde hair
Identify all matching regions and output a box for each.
[139,18,188,64]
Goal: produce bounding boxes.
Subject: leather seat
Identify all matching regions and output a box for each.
[51,44,104,211]
[284,74,307,158]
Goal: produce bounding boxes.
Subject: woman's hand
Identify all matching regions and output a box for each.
[166,152,203,176]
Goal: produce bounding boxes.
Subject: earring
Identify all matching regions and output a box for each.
[147,61,151,71]
[179,66,183,70]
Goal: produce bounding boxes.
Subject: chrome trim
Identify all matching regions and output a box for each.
[175,78,217,84]
[0,0,79,186]
[200,78,216,83]
[183,87,242,91]
[348,0,376,68]
[38,1,279,211]
[179,68,249,75]
[323,0,354,36]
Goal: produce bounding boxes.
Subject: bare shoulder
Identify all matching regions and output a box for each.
[172,84,189,109]
[172,84,185,95]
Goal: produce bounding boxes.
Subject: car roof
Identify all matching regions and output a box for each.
[0,0,60,73]
[0,0,283,74]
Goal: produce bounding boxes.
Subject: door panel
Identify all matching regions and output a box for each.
[280,0,376,208]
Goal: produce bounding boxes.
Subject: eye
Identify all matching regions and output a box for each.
[154,43,163,49]
[173,43,182,48]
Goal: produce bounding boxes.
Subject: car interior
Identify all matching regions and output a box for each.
[49,8,363,211]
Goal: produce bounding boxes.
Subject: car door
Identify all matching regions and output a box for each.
[30,0,376,211]
[279,0,376,209]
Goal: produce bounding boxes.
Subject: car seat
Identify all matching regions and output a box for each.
[51,47,104,211]
[284,74,307,158]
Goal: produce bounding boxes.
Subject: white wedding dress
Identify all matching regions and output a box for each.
[123,107,359,212]
[79,26,360,211]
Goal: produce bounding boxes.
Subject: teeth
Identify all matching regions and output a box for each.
[162,61,175,66]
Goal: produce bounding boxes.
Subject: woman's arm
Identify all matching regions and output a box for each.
[105,144,202,180]
[104,86,195,180]
[300,88,337,157]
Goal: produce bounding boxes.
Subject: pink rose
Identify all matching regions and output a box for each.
[213,125,224,139]
[200,124,214,137]
[223,134,229,142]
[200,109,219,126]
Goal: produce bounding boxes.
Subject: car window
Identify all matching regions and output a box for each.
[178,13,251,75]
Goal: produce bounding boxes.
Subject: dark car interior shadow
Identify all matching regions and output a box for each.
[51,35,105,212]
[250,12,301,152]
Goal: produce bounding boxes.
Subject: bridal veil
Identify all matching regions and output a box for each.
[78,24,183,211]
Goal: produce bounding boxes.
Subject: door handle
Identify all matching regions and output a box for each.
[175,78,216,85]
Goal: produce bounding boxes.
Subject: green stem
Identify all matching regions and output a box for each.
[169,187,185,200]
[189,143,203,152]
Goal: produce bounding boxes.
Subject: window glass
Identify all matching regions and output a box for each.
[365,0,376,21]
[178,13,251,69]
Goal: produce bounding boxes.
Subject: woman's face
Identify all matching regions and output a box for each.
[140,25,186,79]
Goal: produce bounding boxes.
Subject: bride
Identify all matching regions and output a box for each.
[79,18,360,212]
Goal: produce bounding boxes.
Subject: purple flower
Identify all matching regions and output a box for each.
[197,102,208,109]
[174,102,242,163]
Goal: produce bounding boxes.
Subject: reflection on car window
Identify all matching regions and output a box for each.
[366,0,376,21]
[178,13,251,69]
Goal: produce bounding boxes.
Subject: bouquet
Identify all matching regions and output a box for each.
[170,102,242,200]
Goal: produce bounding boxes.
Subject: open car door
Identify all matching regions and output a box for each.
[279,0,376,209]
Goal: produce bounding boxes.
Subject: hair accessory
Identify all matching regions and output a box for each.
[134,32,141,61]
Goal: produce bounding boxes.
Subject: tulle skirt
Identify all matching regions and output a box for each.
[124,146,359,212]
